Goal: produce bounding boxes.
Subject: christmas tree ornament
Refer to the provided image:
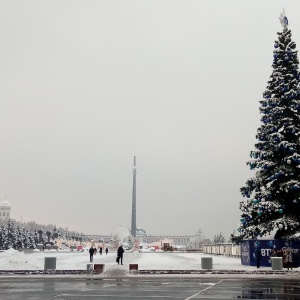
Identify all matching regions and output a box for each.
[279,9,288,28]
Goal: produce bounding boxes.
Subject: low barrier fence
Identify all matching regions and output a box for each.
[202,243,240,257]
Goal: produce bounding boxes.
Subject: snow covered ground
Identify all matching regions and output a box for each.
[0,249,260,271]
[1,249,299,280]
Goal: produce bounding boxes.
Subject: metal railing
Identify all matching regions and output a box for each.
[202,243,240,257]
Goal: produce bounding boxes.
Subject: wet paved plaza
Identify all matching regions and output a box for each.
[0,277,299,299]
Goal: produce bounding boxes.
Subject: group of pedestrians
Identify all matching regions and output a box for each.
[88,245,125,265]
[89,246,109,262]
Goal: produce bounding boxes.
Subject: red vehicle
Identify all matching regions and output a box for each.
[162,243,174,252]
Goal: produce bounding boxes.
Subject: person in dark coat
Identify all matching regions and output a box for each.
[100,247,103,255]
[89,247,94,262]
[105,247,108,255]
[283,248,293,270]
[117,245,124,265]
[256,248,262,268]
[270,249,277,257]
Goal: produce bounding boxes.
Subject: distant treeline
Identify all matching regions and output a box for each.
[0,219,88,250]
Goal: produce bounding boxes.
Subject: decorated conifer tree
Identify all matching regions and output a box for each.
[237,10,300,242]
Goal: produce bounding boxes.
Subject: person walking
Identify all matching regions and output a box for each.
[117,245,124,265]
[99,247,103,255]
[89,246,94,262]
[270,249,277,257]
[256,248,262,268]
[284,248,293,270]
[105,247,108,255]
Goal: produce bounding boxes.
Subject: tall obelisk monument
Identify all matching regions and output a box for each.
[131,156,137,237]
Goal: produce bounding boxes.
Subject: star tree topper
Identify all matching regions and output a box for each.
[279,8,288,28]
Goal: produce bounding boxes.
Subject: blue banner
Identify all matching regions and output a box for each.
[241,239,300,267]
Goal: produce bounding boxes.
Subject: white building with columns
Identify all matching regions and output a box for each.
[0,200,11,222]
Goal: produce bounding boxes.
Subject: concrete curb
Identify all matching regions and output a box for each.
[0,269,298,276]
[138,269,299,275]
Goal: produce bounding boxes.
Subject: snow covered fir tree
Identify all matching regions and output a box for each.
[0,219,89,250]
[235,11,300,243]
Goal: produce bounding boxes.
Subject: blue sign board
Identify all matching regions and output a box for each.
[241,239,300,267]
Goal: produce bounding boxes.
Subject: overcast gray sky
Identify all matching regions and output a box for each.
[1,0,299,240]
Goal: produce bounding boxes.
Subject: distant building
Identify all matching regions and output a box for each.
[0,200,11,222]
[136,227,147,237]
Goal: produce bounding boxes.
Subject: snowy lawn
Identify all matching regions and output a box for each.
[0,249,262,271]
